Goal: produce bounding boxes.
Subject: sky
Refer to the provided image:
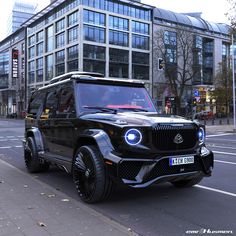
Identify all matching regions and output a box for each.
[0,0,231,41]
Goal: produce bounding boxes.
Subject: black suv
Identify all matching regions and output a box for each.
[23,72,214,203]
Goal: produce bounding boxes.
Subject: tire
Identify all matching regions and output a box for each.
[171,176,203,188]
[24,137,49,173]
[73,145,113,203]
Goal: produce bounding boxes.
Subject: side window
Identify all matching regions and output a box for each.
[45,89,58,118]
[57,85,76,118]
[28,91,46,118]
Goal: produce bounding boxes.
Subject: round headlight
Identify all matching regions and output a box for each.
[125,129,142,146]
[198,127,205,143]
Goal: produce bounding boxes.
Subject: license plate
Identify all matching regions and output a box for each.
[169,156,194,166]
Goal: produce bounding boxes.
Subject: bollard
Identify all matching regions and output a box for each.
[219,119,222,125]
[204,119,206,125]
[227,118,230,125]
[212,119,214,125]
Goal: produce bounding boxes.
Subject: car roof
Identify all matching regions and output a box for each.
[36,72,145,91]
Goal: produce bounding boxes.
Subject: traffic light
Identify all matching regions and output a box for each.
[158,58,165,70]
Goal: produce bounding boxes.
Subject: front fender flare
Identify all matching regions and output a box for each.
[25,127,44,152]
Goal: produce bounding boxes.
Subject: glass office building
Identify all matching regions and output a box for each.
[7,0,37,36]
[24,0,153,94]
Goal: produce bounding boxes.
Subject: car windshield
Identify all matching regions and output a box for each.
[76,83,157,113]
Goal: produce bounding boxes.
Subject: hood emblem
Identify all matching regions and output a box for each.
[173,133,183,144]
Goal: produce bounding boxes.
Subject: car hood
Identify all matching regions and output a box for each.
[80,112,194,126]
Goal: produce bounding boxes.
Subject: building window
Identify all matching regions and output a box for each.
[36,42,44,56]
[45,54,53,81]
[132,21,149,35]
[67,45,78,72]
[21,43,25,55]
[68,26,78,44]
[56,18,65,33]
[46,25,54,52]
[109,16,128,31]
[56,32,65,48]
[28,61,35,84]
[84,25,105,43]
[132,52,149,80]
[164,31,177,46]
[28,46,35,59]
[68,11,78,27]
[166,48,177,63]
[55,50,65,76]
[109,48,128,78]
[83,10,105,26]
[195,35,203,49]
[29,35,35,46]
[109,30,129,47]
[36,31,44,42]
[83,44,105,75]
[36,58,43,82]
[132,35,149,50]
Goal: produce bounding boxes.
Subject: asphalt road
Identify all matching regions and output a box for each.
[0,118,235,236]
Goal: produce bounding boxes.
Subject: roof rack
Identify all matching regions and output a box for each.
[49,71,104,84]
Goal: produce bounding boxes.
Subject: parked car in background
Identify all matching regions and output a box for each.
[193,110,215,120]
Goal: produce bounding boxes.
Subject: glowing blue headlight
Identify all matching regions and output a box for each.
[125,129,142,146]
[198,127,205,143]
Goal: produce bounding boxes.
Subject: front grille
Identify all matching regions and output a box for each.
[146,156,202,181]
[152,123,198,152]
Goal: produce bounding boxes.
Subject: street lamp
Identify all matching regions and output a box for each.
[232,34,236,132]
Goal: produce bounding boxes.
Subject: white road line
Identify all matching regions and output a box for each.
[207,145,236,150]
[9,139,19,141]
[17,136,24,138]
[0,146,11,149]
[215,160,236,165]
[213,151,236,156]
[196,185,236,197]
[0,145,22,149]
[0,139,7,142]
[14,145,22,148]
[6,136,14,138]
[206,133,235,138]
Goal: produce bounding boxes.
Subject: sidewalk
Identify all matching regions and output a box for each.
[0,158,137,236]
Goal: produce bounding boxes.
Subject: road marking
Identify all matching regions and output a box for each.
[0,146,22,149]
[9,139,18,141]
[6,136,15,138]
[206,138,236,142]
[215,160,236,165]
[213,151,236,156]
[207,145,236,150]
[206,133,235,138]
[196,185,236,197]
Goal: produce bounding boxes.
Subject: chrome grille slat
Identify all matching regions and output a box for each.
[152,123,198,151]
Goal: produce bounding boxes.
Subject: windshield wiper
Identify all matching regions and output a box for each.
[118,107,148,112]
[83,106,117,114]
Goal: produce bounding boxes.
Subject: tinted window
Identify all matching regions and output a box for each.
[57,86,76,118]
[28,91,46,118]
[45,90,58,118]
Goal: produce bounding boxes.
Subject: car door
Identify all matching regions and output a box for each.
[49,83,76,160]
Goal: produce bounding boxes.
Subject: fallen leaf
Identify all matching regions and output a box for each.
[24,185,28,188]
[40,193,46,195]
[48,194,56,198]
[0,180,4,183]
[61,198,70,202]
[37,221,47,227]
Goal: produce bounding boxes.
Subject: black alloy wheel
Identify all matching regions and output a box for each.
[24,137,49,173]
[73,145,113,203]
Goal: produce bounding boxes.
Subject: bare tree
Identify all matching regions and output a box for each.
[212,60,232,117]
[153,26,197,115]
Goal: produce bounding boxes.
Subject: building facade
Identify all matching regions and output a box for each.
[152,8,230,114]
[0,29,26,116]
[6,0,37,36]
[23,0,153,99]
[0,0,233,117]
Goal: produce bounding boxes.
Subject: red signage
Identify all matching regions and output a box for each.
[12,49,19,78]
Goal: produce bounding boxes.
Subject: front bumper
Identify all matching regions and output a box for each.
[105,148,214,188]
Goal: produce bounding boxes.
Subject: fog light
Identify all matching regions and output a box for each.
[125,129,142,146]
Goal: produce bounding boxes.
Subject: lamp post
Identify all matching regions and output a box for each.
[232,34,236,131]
